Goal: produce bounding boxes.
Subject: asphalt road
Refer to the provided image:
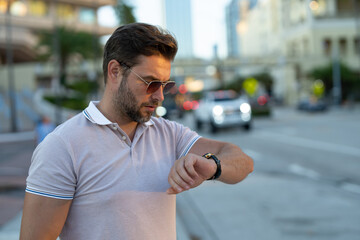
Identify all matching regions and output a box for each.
[179,106,360,190]
[174,106,360,240]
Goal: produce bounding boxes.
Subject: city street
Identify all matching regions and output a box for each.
[176,106,360,240]
[0,106,359,239]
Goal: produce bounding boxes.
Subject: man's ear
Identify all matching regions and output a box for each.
[107,60,122,84]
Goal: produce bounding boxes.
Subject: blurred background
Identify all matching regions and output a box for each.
[0,0,360,239]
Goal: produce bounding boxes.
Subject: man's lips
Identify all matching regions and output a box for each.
[144,105,157,111]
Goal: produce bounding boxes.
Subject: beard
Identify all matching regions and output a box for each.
[113,76,159,123]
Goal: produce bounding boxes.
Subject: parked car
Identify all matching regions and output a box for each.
[297,97,328,112]
[194,90,252,133]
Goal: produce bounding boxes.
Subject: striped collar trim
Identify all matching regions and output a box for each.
[83,101,112,125]
[83,101,154,126]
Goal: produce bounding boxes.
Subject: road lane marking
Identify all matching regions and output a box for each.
[253,131,360,157]
[0,131,35,143]
[289,164,320,180]
[341,182,360,194]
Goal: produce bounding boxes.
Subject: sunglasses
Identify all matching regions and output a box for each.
[120,62,176,94]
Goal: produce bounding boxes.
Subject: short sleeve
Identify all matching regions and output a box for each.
[162,119,201,159]
[26,133,76,200]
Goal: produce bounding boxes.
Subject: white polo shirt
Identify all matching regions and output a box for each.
[26,101,201,240]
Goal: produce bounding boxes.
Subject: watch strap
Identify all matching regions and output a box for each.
[203,153,222,180]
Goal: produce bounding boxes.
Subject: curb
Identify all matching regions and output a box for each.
[0,131,35,144]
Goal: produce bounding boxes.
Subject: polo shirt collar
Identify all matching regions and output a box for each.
[83,101,154,126]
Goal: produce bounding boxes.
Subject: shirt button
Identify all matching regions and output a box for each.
[122,136,126,140]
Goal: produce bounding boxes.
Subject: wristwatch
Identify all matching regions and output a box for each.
[203,153,222,180]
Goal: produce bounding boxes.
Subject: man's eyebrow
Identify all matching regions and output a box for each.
[142,75,171,82]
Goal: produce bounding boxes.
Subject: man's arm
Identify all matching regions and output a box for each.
[20,192,72,240]
[167,137,254,194]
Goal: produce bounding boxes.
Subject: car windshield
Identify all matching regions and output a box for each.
[208,90,238,101]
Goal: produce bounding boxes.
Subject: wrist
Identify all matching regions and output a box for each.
[202,153,222,180]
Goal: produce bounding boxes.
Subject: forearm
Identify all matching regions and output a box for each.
[213,142,254,184]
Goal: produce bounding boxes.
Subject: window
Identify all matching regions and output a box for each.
[323,39,332,56]
[79,8,95,24]
[339,38,347,56]
[336,0,359,17]
[0,0,7,13]
[355,37,360,56]
[56,3,75,20]
[29,0,48,17]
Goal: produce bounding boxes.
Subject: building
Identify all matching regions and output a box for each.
[164,0,194,59]
[0,0,116,132]
[228,0,360,104]
[0,0,116,64]
[226,0,241,58]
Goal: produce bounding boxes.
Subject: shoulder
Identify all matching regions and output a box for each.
[51,112,90,139]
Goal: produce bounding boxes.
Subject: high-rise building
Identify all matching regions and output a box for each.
[164,0,193,59]
[226,0,258,58]
[226,0,241,58]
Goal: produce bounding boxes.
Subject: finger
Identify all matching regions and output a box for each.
[168,176,184,193]
[166,187,177,195]
[176,163,195,186]
[184,158,199,179]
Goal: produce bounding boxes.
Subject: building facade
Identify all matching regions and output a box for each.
[228,0,360,104]
[0,0,116,64]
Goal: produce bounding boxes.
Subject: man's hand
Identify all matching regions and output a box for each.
[167,153,216,194]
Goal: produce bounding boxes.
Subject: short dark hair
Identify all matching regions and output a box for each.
[102,22,178,84]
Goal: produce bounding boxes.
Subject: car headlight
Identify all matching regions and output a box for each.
[212,105,223,116]
[156,106,167,117]
[240,103,251,113]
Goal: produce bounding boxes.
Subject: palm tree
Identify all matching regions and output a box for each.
[37,27,102,87]
[113,0,137,25]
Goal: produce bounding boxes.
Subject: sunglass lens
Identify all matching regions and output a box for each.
[147,82,162,94]
[163,82,176,94]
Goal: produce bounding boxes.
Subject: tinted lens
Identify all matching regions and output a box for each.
[146,82,162,94]
[147,81,176,94]
[163,82,176,94]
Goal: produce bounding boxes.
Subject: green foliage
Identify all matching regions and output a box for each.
[308,62,360,101]
[224,72,274,95]
[114,0,136,25]
[44,95,88,111]
[44,78,98,111]
[65,79,99,95]
[37,27,101,62]
[37,27,102,86]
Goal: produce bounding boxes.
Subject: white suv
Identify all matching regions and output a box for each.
[194,90,252,133]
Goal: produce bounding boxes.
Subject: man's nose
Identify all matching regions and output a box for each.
[151,86,165,102]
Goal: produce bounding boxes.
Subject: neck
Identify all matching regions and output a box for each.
[97,98,138,141]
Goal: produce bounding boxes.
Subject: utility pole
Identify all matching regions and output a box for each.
[332,40,342,106]
[5,0,18,132]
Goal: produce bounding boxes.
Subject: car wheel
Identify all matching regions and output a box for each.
[196,119,203,130]
[210,122,218,134]
[243,123,251,131]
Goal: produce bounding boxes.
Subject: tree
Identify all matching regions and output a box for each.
[308,63,360,101]
[37,27,102,86]
[114,0,136,25]
[224,72,274,96]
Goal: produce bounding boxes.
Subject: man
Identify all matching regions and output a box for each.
[20,23,253,240]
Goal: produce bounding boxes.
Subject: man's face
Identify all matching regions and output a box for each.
[113,55,172,123]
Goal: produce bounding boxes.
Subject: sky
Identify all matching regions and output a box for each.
[98,0,232,59]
